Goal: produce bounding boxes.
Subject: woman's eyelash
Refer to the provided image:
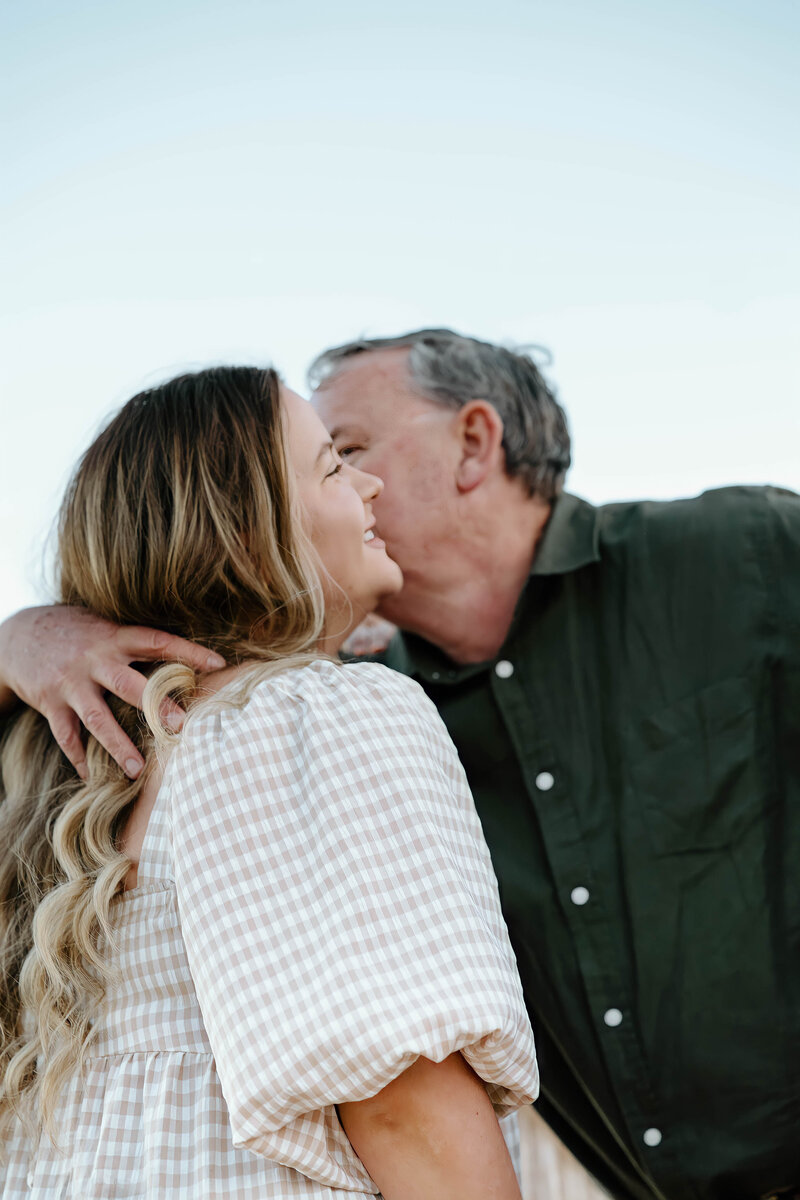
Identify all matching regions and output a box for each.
[326,461,344,478]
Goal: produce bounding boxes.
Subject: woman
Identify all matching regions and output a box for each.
[0,366,537,1199]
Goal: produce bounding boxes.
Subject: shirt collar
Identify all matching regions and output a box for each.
[531,491,601,576]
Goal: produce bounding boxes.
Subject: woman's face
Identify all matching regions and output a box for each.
[281,387,403,645]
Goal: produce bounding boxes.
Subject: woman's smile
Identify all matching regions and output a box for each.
[281,385,402,648]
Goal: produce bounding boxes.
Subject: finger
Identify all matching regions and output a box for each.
[115,626,225,671]
[72,689,144,779]
[93,659,188,724]
[160,700,186,732]
[92,662,148,709]
[48,708,88,780]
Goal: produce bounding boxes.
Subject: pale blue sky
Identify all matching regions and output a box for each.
[2,0,798,620]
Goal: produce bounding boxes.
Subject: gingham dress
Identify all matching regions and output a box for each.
[2,660,538,1199]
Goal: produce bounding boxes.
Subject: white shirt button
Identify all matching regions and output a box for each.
[495,659,514,678]
[570,886,590,906]
[643,1128,663,1147]
[603,1007,623,1027]
[535,771,555,791]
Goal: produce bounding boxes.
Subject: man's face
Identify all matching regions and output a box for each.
[311,348,460,616]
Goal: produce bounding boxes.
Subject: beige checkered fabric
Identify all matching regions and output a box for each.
[3,660,538,1198]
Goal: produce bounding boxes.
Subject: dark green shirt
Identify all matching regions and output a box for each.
[380,487,800,1200]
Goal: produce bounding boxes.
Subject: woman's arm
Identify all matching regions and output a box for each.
[339,1052,523,1200]
[170,666,538,1189]
[0,605,224,777]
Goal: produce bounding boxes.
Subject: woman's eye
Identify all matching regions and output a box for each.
[326,461,344,479]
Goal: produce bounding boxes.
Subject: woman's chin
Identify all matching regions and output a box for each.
[381,559,404,595]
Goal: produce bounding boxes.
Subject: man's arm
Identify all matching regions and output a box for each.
[762,486,800,641]
[0,606,225,778]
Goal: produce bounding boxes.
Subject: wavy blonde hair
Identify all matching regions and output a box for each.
[0,366,327,1138]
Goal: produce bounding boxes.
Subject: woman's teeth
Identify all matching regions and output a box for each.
[363,530,375,543]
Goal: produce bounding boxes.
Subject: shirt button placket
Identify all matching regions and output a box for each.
[492,641,661,1168]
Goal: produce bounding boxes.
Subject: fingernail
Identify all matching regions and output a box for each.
[206,652,226,669]
[126,758,143,779]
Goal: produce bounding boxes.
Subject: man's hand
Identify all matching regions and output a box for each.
[342,615,397,657]
[0,606,225,780]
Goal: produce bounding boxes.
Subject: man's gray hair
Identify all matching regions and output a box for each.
[308,328,571,500]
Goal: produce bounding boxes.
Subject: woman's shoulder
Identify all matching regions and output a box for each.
[169,656,466,818]
[180,658,439,756]
[251,657,430,714]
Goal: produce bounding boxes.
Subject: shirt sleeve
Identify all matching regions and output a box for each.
[167,660,538,1192]
[760,485,800,644]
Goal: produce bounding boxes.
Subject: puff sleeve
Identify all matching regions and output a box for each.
[168,660,538,1191]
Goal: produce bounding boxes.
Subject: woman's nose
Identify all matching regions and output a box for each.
[351,465,383,502]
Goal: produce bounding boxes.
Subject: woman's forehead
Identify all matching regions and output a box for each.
[281,387,331,470]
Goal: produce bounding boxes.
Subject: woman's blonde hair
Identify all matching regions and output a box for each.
[0,365,327,1135]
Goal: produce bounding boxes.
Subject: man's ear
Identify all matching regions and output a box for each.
[455,401,505,492]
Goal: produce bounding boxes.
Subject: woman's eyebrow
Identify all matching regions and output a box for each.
[314,440,335,466]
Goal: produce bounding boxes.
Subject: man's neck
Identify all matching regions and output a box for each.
[382,495,552,665]
[398,577,527,664]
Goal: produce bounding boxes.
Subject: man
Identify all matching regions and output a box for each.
[308,332,800,1200]
[1,329,799,1200]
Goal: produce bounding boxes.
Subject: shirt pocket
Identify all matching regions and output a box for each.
[624,675,760,856]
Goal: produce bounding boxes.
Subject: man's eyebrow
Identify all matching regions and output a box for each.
[328,424,360,441]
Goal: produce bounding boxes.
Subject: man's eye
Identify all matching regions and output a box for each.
[338,445,362,459]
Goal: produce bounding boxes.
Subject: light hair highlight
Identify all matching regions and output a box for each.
[0,366,328,1140]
